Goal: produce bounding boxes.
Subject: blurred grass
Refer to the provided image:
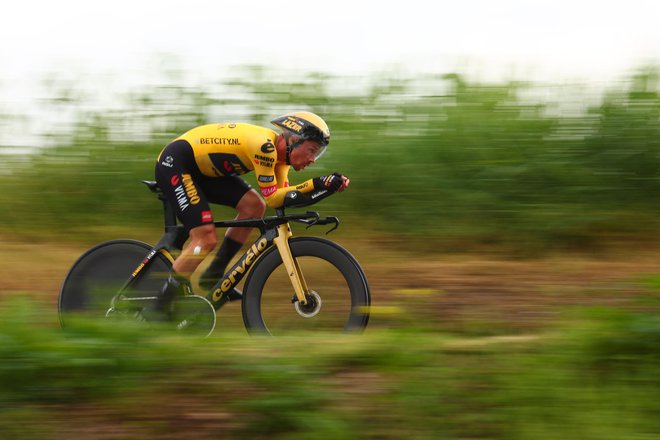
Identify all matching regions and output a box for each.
[2,67,660,253]
[2,298,660,439]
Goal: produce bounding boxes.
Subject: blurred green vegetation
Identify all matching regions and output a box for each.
[1,299,660,439]
[4,67,660,438]
[2,66,660,252]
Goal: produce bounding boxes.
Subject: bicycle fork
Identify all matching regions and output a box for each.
[273,224,310,306]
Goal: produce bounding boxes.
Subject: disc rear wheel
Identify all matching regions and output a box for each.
[58,240,172,328]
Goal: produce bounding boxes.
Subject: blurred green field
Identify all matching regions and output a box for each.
[1,298,660,439]
[2,233,660,438]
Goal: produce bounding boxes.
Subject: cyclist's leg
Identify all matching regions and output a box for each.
[152,140,218,316]
[198,178,266,291]
[228,188,267,242]
[172,224,218,276]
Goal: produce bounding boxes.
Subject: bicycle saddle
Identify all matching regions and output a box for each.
[141,180,161,193]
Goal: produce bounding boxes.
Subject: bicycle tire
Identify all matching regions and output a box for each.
[242,237,370,335]
[58,239,173,328]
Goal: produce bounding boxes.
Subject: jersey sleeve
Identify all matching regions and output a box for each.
[256,163,315,208]
[243,135,306,208]
[262,177,316,208]
[275,164,290,189]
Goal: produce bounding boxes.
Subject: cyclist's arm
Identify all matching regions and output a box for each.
[256,168,344,208]
[281,185,333,208]
[279,173,346,208]
[257,173,316,208]
[275,163,289,189]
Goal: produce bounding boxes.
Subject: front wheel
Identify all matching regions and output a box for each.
[242,237,370,335]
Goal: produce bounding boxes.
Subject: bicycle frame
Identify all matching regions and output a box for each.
[111,181,339,311]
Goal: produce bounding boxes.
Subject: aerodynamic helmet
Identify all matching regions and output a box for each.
[271,111,330,162]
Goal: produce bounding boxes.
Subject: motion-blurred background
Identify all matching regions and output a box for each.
[2,1,660,251]
[2,1,660,438]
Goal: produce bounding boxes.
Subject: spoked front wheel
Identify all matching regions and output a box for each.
[242,237,370,335]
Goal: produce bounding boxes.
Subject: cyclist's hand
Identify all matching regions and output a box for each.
[313,173,345,193]
[336,174,350,192]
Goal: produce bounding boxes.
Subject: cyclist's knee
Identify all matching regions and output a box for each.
[189,224,218,253]
[238,189,266,218]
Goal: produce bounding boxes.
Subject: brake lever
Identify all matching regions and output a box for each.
[324,217,339,234]
[304,217,320,229]
[294,215,339,234]
[294,212,320,227]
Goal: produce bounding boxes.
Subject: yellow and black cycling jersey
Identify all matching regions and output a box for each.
[162,122,317,208]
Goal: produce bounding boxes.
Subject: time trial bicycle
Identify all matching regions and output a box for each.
[58,180,371,337]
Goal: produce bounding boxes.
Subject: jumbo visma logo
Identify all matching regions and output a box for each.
[212,237,269,302]
[181,174,200,204]
[173,173,200,211]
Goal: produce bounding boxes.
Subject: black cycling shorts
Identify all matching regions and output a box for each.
[155,139,252,231]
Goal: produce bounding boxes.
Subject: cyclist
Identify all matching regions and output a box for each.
[149,111,349,319]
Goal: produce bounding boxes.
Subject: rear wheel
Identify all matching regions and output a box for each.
[242,237,370,335]
[58,240,172,328]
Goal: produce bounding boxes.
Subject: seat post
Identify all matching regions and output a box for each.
[160,194,178,230]
[142,180,188,251]
[141,180,178,231]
